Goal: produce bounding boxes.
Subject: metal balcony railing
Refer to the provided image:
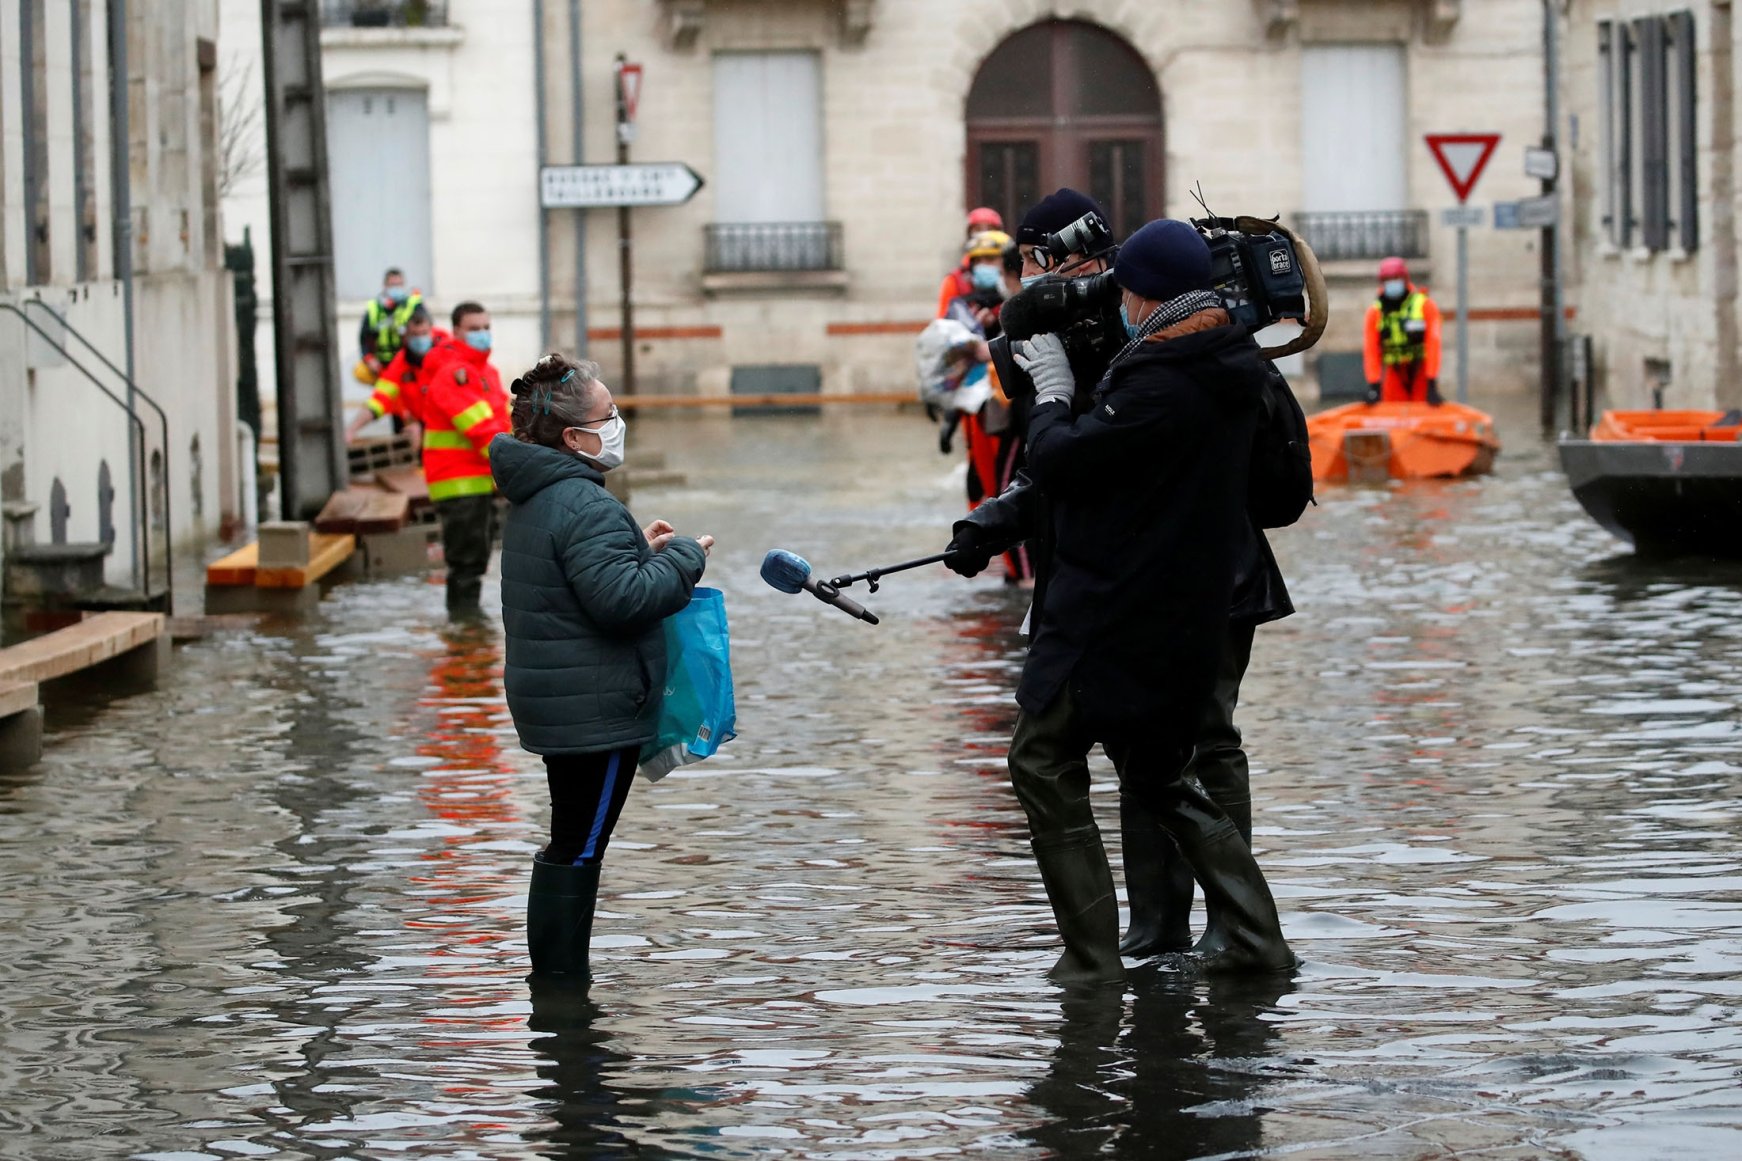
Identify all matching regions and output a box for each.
[321,0,449,28]
[1293,210,1429,262]
[704,222,843,274]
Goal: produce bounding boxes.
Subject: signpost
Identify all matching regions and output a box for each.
[1426,133,1501,403]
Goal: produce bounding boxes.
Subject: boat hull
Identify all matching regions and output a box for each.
[1307,401,1501,482]
[1558,439,1742,556]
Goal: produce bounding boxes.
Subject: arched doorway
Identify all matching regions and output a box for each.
[965,21,1163,241]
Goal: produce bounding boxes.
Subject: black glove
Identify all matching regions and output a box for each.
[1364,383,1382,405]
[1425,379,1443,407]
[944,528,993,578]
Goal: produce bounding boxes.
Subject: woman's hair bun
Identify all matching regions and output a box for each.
[509,376,529,396]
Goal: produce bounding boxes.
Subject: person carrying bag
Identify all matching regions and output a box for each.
[491,355,714,983]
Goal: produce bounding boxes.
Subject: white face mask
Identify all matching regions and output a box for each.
[577,414,626,471]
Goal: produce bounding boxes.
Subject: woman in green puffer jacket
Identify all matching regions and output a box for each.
[491,354,712,981]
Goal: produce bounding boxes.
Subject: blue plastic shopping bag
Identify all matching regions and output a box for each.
[638,587,737,781]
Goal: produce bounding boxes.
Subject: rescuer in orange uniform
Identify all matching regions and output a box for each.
[934,207,1006,317]
[343,306,452,443]
[1363,256,1444,405]
[422,300,510,617]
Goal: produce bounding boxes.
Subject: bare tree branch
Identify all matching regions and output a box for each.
[218,56,265,198]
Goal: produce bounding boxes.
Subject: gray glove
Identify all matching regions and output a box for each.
[1013,334,1074,408]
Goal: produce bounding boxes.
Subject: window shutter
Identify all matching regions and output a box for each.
[1637,16,1670,253]
[1671,10,1699,252]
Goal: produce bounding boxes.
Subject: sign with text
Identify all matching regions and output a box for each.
[1524,146,1559,182]
[1426,133,1502,203]
[1494,195,1559,230]
[1441,205,1486,229]
[540,163,705,209]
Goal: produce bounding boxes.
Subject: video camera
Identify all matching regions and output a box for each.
[1001,212,1310,346]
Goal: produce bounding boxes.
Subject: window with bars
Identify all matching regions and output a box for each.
[1599,12,1697,253]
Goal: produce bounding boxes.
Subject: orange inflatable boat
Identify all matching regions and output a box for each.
[1559,409,1742,556]
[1307,401,1501,483]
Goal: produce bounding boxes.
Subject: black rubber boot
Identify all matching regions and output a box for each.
[1031,827,1126,987]
[527,853,601,980]
[1149,781,1295,975]
[1117,789,1194,957]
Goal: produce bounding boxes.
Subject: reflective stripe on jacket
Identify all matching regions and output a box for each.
[422,344,509,502]
[1377,291,1429,366]
[363,293,424,364]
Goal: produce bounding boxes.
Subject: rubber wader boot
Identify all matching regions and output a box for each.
[1031,829,1126,986]
[1153,783,1295,974]
[1118,789,1195,957]
[527,853,601,980]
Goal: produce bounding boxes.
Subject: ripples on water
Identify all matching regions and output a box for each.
[2,401,1740,1159]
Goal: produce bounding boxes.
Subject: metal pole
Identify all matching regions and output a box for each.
[107,0,142,592]
[1456,224,1470,404]
[614,54,635,394]
[534,0,550,351]
[570,0,588,357]
[1540,0,1566,434]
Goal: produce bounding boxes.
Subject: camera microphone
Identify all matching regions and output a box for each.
[759,550,880,625]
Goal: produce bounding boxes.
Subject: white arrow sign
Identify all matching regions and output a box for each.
[540,163,706,209]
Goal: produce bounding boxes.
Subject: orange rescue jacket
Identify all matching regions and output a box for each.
[365,327,453,423]
[421,343,509,502]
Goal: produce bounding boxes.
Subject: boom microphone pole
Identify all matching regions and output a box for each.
[760,550,880,625]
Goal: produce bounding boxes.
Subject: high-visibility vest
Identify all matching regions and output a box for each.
[1377,291,1430,366]
[421,345,508,502]
[365,328,452,421]
[365,293,424,364]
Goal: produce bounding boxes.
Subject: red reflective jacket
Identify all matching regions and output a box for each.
[421,343,509,501]
[365,328,453,423]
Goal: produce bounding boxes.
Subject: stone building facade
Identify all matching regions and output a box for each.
[1,0,239,603]
[1561,0,1742,412]
[223,0,1557,421]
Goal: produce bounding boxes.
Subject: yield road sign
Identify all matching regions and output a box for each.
[540,162,705,209]
[1426,133,1502,203]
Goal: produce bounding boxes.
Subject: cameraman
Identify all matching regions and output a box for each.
[988,219,1295,984]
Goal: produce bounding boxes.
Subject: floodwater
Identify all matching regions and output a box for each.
[3,397,1741,1160]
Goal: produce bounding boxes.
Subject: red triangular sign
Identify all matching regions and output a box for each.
[1425,133,1501,203]
[618,63,644,124]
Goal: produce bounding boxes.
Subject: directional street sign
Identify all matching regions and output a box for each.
[1441,205,1485,228]
[1426,133,1502,203]
[1493,195,1559,230]
[540,163,705,209]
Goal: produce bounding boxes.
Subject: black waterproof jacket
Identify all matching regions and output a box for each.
[1014,325,1268,738]
[958,376,1293,630]
[491,435,707,755]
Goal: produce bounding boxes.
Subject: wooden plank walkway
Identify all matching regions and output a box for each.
[0,612,166,684]
[0,680,38,719]
[314,489,411,535]
[206,542,259,587]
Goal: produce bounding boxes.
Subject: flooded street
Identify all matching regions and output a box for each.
[4,397,1741,1160]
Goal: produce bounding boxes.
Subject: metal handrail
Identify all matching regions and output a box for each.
[20,297,172,601]
[0,302,156,599]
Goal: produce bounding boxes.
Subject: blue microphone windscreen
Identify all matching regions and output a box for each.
[760,549,812,594]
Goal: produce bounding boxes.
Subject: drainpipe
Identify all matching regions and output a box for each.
[535,0,551,350]
[108,0,141,592]
[1713,2,1739,408]
[570,0,587,356]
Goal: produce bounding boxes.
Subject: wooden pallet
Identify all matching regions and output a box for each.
[314,488,411,535]
[255,533,356,589]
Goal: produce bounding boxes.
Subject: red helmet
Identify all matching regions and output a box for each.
[967,206,1003,230]
[1378,256,1409,282]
